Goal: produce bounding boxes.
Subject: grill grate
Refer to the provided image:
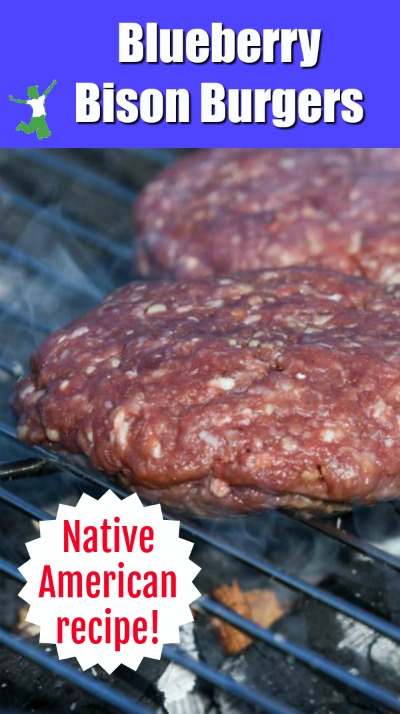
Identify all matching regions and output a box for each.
[0,148,400,713]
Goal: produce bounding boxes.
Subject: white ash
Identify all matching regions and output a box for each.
[157,622,216,714]
[336,612,400,676]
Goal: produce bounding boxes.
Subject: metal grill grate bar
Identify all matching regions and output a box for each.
[0,483,53,521]
[0,189,132,259]
[0,238,103,299]
[0,559,297,714]
[177,512,400,644]
[162,645,297,714]
[0,557,23,581]
[1,420,400,647]
[196,597,400,711]
[1,522,399,711]
[128,149,177,166]
[0,457,56,481]
[283,511,400,572]
[0,299,51,334]
[11,149,135,204]
[0,627,152,714]
[0,356,21,377]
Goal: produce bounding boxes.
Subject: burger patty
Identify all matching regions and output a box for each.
[133,148,400,283]
[12,267,400,517]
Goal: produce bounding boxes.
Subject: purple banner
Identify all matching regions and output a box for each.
[0,0,397,147]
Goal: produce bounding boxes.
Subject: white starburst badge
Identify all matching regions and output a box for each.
[18,490,201,674]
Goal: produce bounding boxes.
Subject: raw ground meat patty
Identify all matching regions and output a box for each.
[133,148,400,283]
[12,266,400,517]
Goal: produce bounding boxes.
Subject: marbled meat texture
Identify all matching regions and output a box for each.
[133,148,400,283]
[12,267,400,516]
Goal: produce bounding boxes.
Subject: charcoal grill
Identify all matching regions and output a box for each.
[1,148,400,713]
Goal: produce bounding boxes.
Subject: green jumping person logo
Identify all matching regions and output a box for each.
[9,80,57,139]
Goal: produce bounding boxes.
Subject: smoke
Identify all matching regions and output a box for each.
[353,502,400,556]
[192,510,341,607]
[0,156,132,631]
[0,202,130,374]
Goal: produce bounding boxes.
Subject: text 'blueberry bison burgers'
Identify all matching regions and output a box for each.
[12,267,400,517]
[133,148,400,284]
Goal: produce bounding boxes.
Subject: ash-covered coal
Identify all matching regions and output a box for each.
[0,636,168,713]
[154,510,400,713]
